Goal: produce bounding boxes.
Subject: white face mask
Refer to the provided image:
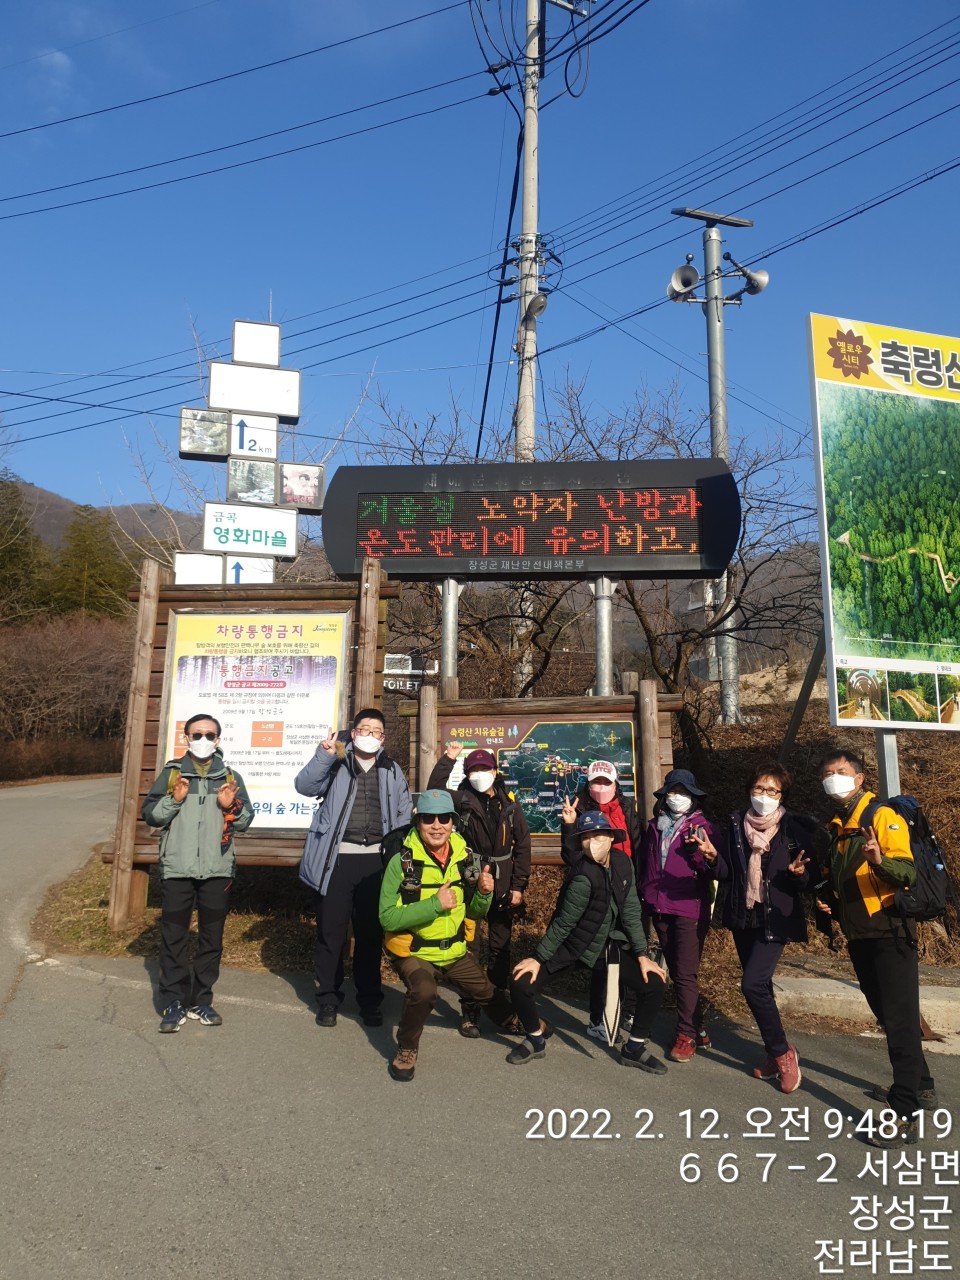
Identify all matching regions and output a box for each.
[822,773,857,799]
[187,736,218,760]
[750,794,780,817]
[468,771,496,793]
[665,793,692,815]
[353,734,382,755]
[584,835,613,861]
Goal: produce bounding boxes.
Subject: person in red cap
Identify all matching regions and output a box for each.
[428,742,532,1037]
[560,759,645,1042]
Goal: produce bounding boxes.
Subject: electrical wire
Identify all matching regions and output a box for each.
[0,2,470,142]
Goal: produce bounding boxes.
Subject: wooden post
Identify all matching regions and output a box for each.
[418,684,438,791]
[638,679,662,822]
[621,671,639,695]
[109,558,165,930]
[353,557,383,712]
[778,629,826,764]
[440,675,460,700]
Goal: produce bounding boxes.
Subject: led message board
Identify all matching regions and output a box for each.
[321,460,739,580]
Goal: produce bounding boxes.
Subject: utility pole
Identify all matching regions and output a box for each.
[667,207,770,725]
[514,0,542,464]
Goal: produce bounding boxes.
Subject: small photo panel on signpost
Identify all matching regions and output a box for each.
[179,408,229,459]
[227,458,278,506]
[279,462,324,511]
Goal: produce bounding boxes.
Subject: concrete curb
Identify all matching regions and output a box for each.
[775,975,960,1054]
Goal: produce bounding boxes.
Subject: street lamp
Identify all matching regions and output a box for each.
[666,206,770,724]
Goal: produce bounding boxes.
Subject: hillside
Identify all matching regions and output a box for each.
[17,480,202,550]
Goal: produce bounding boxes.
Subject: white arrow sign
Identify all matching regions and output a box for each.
[226,556,276,585]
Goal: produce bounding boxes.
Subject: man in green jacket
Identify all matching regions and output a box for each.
[141,713,254,1033]
[379,789,515,1081]
[509,811,667,1070]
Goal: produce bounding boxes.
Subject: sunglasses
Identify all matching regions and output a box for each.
[188,731,218,741]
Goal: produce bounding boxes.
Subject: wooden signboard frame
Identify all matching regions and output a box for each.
[402,683,680,865]
[107,557,394,929]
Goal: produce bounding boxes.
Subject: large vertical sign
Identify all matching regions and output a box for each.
[810,313,960,730]
[162,611,351,828]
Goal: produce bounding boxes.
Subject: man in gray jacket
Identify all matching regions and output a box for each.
[141,713,254,1033]
[296,708,412,1028]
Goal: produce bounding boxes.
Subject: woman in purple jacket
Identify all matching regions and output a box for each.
[639,768,717,1063]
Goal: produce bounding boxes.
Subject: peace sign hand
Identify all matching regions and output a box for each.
[561,795,578,825]
[787,849,810,877]
[860,824,883,867]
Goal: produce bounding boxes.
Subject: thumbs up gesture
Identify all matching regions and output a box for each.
[477,864,494,895]
[436,880,457,911]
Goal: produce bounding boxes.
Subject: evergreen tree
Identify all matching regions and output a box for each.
[0,470,52,624]
[50,506,139,617]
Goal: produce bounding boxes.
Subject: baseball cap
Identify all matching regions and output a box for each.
[586,760,617,783]
[575,810,626,842]
[463,749,496,774]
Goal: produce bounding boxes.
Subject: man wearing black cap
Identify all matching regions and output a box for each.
[428,741,531,1036]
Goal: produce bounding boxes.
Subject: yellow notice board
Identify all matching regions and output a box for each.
[162,611,350,829]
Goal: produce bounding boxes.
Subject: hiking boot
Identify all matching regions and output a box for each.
[620,1043,667,1075]
[696,1028,712,1050]
[388,1047,417,1082]
[506,1037,546,1065]
[159,1001,186,1033]
[866,1117,920,1149]
[751,1053,779,1080]
[459,1003,482,1039]
[668,1032,697,1063]
[360,1009,383,1028]
[586,1021,608,1043]
[186,1005,222,1027]
[501,1013,526,1036]
[776,1045,802,1094]
[869,1083,939,1110]
[315,1004,337,1028]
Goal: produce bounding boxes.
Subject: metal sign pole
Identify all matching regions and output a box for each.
[874,729,901,800]
[592,576,615,695]
[440,577,461,700]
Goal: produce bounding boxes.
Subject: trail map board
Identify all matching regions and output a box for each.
[437,713,636,837]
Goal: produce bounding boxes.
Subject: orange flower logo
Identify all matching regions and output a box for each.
[826,328,873,379]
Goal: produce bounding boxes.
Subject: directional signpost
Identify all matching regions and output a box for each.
[175,319,322,584]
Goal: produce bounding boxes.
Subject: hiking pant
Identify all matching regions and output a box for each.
[650,911,708,1038]
[460,902,516,1020]
[848,934,933,1117]
[733,928,789,1057]
[159,876,232,1007]
[313,850,384,1013]
[512,949,665,1039]
[392,953,514,1051]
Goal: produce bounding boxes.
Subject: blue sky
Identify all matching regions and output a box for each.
[2,0,960,510]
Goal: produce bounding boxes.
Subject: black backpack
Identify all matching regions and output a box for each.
[860,795,956,928]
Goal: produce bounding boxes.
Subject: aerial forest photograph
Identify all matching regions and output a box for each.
[819,380,960,663]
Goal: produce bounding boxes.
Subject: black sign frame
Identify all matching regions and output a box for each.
[321,459,740,580]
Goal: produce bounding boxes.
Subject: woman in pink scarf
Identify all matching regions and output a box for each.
[696,762,813,1094]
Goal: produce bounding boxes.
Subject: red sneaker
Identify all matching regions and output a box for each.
[668,1032,697,1063]
[751,1053,778,1080]
[696,1028,712,1050]
[776,1045,802,1094]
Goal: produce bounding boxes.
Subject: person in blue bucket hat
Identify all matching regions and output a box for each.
[507,810,667,1070]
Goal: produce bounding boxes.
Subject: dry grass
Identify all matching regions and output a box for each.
[31,693,960,1027]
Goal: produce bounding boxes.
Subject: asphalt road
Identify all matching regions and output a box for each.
[0,779,957,1280]
[0,777,120,1009]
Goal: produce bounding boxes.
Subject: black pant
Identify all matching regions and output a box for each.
[461,903,515,1016]
[314,851,384,1012]
[512,948,665,1039]
[732,928,789,1057]
[847,934,933,1117]
[159,876,232,1007]
[588,958,638,1025]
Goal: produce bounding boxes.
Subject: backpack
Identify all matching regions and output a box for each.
[860,795,956,928]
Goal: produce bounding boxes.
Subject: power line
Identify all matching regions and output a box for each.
[0,2,469,142]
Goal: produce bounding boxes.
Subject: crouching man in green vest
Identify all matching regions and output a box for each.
[379,788,515,1082]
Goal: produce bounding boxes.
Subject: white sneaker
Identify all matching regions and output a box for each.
[586,1022,607,1042]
